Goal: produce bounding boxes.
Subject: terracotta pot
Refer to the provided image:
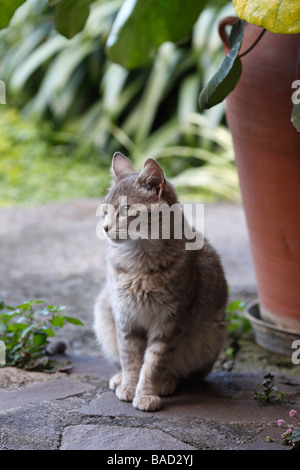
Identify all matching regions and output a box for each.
[219,18,300,332]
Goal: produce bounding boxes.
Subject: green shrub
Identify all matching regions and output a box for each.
[0,0,240,203]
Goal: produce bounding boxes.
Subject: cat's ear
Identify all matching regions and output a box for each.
[112,152,134,179]
[138,158,165,198]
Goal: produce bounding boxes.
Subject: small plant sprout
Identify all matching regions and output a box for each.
[0,299,83,372]
[226,299,252,340]
[267,409,300,449]
[223,298,252,362]
[254,373,285,404]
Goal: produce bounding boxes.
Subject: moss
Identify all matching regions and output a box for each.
[222,338,300,378]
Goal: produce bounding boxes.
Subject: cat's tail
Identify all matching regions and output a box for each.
[93,284,120,365]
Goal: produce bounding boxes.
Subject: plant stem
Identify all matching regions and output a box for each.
[239,28,266,58]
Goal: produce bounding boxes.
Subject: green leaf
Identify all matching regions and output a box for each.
[0,312,14,324]
[16,302,29,311]
[0,0,26,30]
[50,316,65,327]
[21,324,35,338]
[64,316,84,326]
[36,308,51,316]
[226,300,245,313]
[48,305,66,313]
[106,0,208,69]
[42,327,55,337]
[233,0,300,34]
[291,102,300,132]
[53,0,92,39]
[0,312,19,323]
[199,19,244,110]
[7,323,28,332]
[33,333,47,346]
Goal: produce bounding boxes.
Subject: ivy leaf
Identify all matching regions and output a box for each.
[106,0,208,69]
[291,103,300,133]
[53,0,92,39]
[199,19,244,110]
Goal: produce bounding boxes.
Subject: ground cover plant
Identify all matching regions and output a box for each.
[0,299,83,371]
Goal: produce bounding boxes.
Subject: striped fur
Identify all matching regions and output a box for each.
[94,154,227,411]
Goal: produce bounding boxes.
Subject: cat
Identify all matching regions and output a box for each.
[93,152,228,411]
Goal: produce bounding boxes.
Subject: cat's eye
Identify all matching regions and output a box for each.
[119,205,131,216]
[102,204,109,216]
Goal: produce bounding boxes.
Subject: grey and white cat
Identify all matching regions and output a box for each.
[94,152,227,411]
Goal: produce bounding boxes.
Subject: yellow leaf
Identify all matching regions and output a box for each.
[233,0,300,34]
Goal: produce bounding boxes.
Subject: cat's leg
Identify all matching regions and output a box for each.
[160,373,179,396]
[133,338,171,411]
[115,328,146,403]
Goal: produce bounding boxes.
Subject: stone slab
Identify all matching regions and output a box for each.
[0,400,74,450]
[77,372,300,423]
[0,377,95,412]
[60,425,196,450]
[76,390,295,423]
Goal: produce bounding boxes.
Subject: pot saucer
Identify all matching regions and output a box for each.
[246,300,300,357]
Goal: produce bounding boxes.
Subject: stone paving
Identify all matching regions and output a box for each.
[0,199,299,451]
[1,355,299,450]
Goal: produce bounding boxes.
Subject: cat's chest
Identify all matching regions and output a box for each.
[108,266,174,327]
[113,269,167,303]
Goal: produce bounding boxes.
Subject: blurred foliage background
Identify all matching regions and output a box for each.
[0,0,240,206]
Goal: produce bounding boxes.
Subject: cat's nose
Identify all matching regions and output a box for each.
[103,225,109,233]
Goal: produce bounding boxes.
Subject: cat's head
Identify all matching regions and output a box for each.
[99,152,179,242]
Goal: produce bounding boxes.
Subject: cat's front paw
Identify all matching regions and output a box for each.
[115,384,136,402]
[109,372,122,391]
[133,394,161,412]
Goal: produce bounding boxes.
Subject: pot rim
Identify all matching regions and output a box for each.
[245,299,300,337]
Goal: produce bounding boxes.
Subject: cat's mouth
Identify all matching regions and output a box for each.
[106,229,126,239]
[106,228,150,242]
